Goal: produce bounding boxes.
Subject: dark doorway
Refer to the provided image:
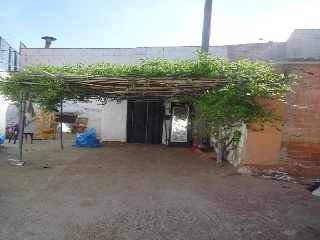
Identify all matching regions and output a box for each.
[127,101,164,144]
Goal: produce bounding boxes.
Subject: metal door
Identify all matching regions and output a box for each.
[127,101,164,144]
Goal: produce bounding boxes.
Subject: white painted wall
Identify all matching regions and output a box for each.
[5,104,19,127]
[20,46,229,68]
[62,100,102,134]
[209,124,248,165]
[101,100,127,142]
[20,48,137,66]
[0,95,9,135]
[0,68,10,136]
[227,125,248,165]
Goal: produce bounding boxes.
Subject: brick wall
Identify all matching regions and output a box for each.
[281,64,320,177]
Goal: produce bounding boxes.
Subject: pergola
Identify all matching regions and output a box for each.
[1,73,230,165]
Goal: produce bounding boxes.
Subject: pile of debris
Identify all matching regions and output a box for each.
[236,167,297,183]
[236,167,320,197]
[306,179,320,197]
[259,169,298,183]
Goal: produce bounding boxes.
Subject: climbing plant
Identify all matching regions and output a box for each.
[0,52,233,110]
[0,51,298,155]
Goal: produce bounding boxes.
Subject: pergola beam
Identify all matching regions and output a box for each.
[2,71,232,100]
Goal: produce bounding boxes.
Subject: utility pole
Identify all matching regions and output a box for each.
[201,0,222,166]
[201,0,213,53]
[194,0,213,148]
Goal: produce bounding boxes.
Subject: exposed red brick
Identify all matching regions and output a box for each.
[311,133,320,139]
[292,123,312,128]
[311,152,320,157]
[306,104,320,110]
[244,65,320,178]
[287,156,320,162]
[299,161,320,167]
[285,141,320,152]
[286,150,311,157]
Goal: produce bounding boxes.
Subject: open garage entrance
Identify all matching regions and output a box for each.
[127,101,164,144]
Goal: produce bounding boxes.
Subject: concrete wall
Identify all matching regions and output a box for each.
[20,48,137,66]
[20,46,230,68]
[227,42,286,62]
[19,29,320,68]
[20,43,287,68]
[286,29,320,60]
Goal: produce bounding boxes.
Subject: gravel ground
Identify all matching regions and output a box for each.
[0,133,319,240]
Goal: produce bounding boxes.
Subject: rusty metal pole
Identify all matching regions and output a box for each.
[60,97,64,149]
[17,91,26,165]
[217,125,223,166]
[145,102,149,144]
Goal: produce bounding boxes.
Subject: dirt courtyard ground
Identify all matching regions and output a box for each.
[0,133,319,240]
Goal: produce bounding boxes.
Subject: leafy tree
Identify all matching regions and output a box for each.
[183,53,297,160]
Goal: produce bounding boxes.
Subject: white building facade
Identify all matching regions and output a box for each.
[19,43,282,143]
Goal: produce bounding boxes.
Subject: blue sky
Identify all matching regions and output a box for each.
[1,0,319,50]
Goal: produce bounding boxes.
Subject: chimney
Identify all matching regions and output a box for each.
[42,36,57,48]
